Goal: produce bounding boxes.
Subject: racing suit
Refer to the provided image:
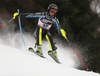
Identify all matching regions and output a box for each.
[20,12,61,51]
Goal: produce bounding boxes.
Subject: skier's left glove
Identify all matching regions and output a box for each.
[60,29,67,38]
[13,12,19,19]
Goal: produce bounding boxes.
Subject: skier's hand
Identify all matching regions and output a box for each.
[13,12,19,19]
[60,29,67,38]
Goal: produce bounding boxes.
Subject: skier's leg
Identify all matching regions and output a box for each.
[46,34,58,58]
[35,26,43,54]
[36,26,42,45]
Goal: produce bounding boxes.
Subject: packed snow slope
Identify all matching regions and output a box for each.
[0,44,100,76]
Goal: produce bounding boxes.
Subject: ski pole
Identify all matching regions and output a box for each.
[60,29,89,70]
[0,13,19,29]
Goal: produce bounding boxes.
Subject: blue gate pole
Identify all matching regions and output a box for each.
[17,9,27,50]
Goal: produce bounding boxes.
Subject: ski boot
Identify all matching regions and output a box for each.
[48,50,58,59]
[29,47,33,51]
[36,46,43,55]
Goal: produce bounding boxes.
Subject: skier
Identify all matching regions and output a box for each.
[15,4,62,59]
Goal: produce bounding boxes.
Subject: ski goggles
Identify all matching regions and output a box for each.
[50,9,56,13]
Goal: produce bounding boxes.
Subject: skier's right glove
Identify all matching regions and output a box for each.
[13,12,19,19]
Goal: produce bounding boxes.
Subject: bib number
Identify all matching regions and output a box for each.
[43,24,48,28]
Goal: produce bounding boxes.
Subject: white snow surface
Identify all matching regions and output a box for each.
[0,44,100,76]
[0,18,99,76]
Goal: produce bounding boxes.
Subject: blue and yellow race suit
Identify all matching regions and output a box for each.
[20,12,61,51]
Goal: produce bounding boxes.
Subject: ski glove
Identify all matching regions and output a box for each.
[60,29,67,39]
[13,12,19,19]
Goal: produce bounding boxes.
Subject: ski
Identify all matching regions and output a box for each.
[28,47,45,58]
[48,51,61,64]
[28,47,61,64]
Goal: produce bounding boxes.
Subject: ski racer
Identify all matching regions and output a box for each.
[14,4,65,59]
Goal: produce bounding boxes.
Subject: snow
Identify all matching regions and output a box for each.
[0,18,99,76]
[0,44,100,76]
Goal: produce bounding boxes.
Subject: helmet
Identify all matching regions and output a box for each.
[47,4,58,15]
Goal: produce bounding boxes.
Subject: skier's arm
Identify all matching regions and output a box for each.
[54,19,61,34]
[19,12,44,18]
[54,18,66,38]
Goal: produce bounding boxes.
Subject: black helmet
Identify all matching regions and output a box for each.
[47,4,58,15]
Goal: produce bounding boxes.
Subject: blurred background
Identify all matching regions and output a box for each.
[0,0,100,74]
